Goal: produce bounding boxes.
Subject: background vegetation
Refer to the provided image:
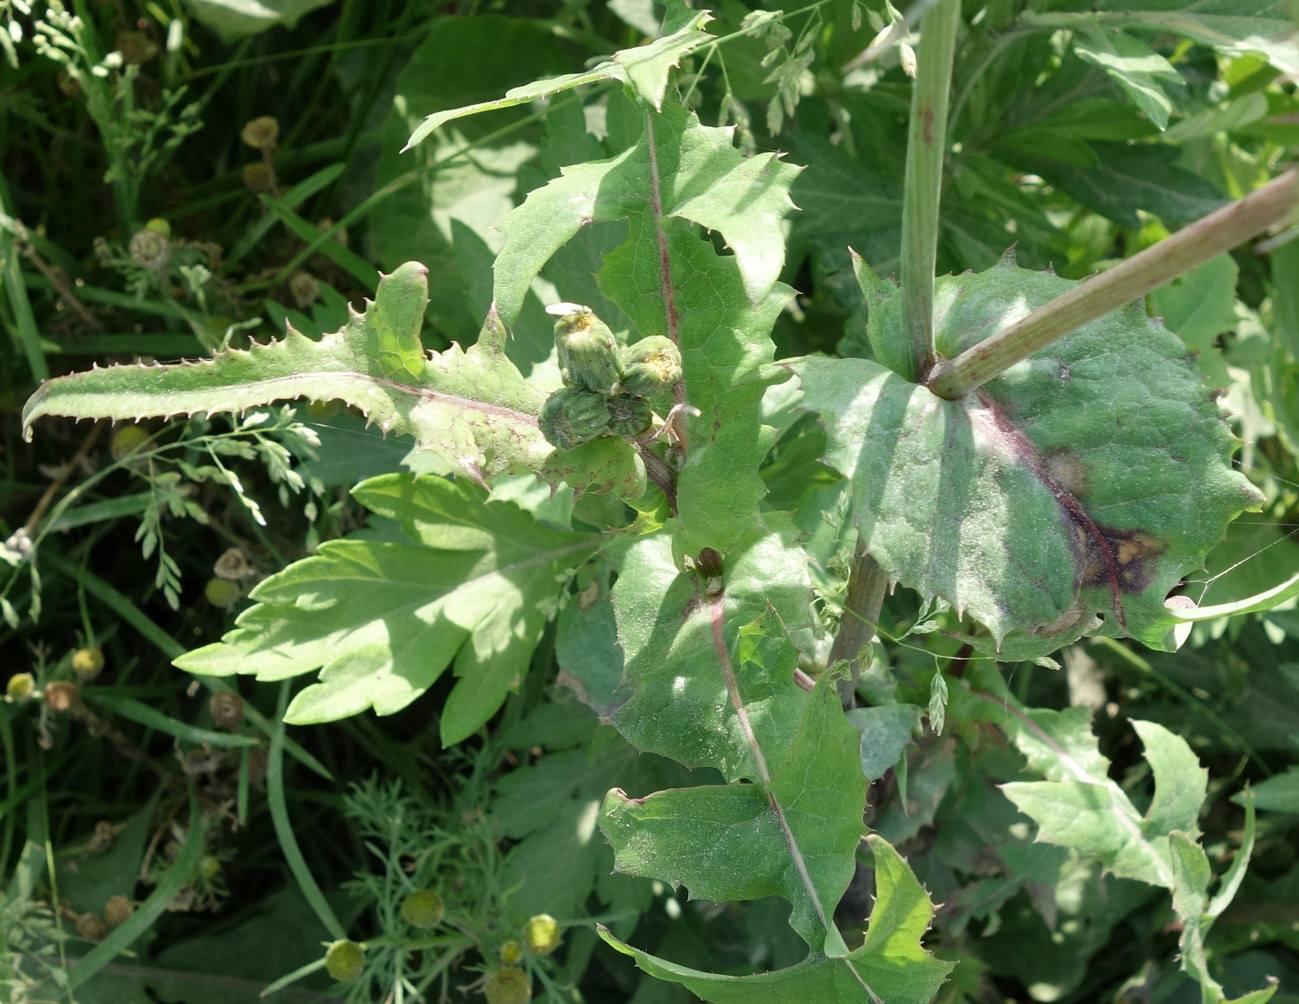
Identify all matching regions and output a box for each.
[2,1,1298,1002]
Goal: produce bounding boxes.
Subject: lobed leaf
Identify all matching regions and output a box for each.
[175,475,600,745]
[597,837,952,1004]
[792,258,1263,659]
[22,264,551,485]
[998,713,1207,891]
[588,528,871,959]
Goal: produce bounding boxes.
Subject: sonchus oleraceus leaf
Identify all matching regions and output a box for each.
[21,263,550,485]
[175,474,600,745]
[583,528,948,999]
[598,835,953,1004]
[792,257,1264,661]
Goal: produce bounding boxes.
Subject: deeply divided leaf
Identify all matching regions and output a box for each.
[22,264,551,485]
[175,474,599,745]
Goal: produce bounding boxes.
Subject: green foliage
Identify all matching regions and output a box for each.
[5,2,1299,1003]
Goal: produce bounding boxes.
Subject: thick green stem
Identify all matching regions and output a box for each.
[926,170,1299,399]
[898,0,960,382]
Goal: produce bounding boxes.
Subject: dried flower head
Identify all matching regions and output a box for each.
[240,115,279,151]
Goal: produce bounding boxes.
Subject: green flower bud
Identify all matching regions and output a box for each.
[484,966,532,1004]
[71,647,104,680]
[522,913,561,956]
[204,578,242,608]
[619,336,682,398]
[606,393,653,440]
[549,302,622,395]
[539,387,610,450]
[400,889,445,928]
[7,673,35,702]
[325,939,365,982]
[499,940,523,964]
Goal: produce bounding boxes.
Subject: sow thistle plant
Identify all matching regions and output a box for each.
[18,2,1299,1002]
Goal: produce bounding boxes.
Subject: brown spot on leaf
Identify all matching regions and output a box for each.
[1042,447,1089,500]
[1077,524,1165,595]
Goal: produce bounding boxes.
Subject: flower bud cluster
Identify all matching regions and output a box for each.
[539,303,681,451]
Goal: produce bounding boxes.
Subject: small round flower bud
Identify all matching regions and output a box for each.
[606,393,653,440]
[484,966,532,1004]
[199,855,222,879]
[44,681,78,714]
[75,912,107,940]
[522,914,561,956]
[71,647,104,680]
[325,939,365,982]
[209,691,244,730]
[7,673,35,702]
[240,115,279,151]
[204,578,241,608]
[400,889,445,928]
[539,387,610,450]
[111,424,150,460]
[619,336,682,398]
[104,895,133,926]
[242,162,275,193]
[549,303,622,395]
[499,940,523,964]
[145,217,172,239]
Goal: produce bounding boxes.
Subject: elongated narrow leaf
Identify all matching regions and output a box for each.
[792,258,1263,660]
[402,2,714,151]
[598,836,952,1004]
[22,264,550,485]
[176,475,599,745]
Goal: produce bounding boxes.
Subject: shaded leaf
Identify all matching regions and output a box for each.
[846,704,919,782]
[403,4,715,151]
[1007,141,1227,227]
